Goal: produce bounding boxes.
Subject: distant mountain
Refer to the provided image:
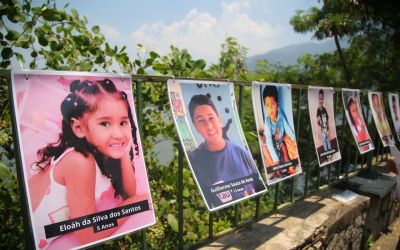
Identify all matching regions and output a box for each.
[247,39,349,69]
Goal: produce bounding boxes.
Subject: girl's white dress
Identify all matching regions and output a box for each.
[33,148,111,249]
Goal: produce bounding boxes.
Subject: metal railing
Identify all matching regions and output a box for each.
[1,70,397,249]
[130,75,396,249]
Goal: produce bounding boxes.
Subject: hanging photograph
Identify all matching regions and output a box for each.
[388,93,400,141]
[342,89,374,154]
[10,70,155,250]
[308,86,341,167]
[368,91,394,147]
[167,79,267,212]
[252,82,302,185]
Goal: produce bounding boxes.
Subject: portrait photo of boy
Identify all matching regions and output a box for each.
[308,87,341,167]
[252,82,302,185]
[168,80,267,211]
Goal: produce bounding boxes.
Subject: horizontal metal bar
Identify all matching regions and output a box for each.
[2,69,398,92]
[130,74,336,90]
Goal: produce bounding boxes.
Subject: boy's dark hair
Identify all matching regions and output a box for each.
[319,89,324,97]
[262,85,278,104]
[35,78,138,199]
[392,95,396,103]
[188,94,219,122]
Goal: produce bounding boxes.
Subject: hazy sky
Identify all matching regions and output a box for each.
[37,0,321,63]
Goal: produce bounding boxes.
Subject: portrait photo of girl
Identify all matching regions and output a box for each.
[252,82,302,185]
[388,93,400,141]
[368,91,394,147]
[168,80,267,212]
[11,71,155,250]
[342,89,374,154]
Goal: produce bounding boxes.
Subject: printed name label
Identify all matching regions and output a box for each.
[44,199,149,238]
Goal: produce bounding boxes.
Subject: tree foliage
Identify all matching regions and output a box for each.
[289,0,400,88]
[209,37,249,80]
[0,0,133,72]
[1,0,399,249]
[153,45,207,77]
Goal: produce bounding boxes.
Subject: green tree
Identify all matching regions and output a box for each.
[0,0,137,72]
[290,1,355,85]
[290,0,400,89]
[208,37,248,80]
[253,52,341,87]
[152,45,207,77]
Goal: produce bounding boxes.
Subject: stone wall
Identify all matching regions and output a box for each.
[200,187,399,250]
[294,189,400,250]
[297,192,369,250]
[326,212,366,250]
[299,210,367,250]
[201,188,371,250]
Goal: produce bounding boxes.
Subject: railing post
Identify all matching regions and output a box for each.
[367,117,376,170]
[134,79,148,250]
[377,139,382,162]
[178,144,184,249]
[291,88,302,202]
[208,213,214,240]
[255,195,261,220]
[304,126,313,197]
[238,84,244,118]
[331,91,340,183]
[328,164,332,184]
[339,102,348,179]
[255,148,263,219]
[346,139,352,175]
[141,230,147,250]
[295,88,302,139]
[135,80,143,135]
[354,144,359,171]
[233,84,245,227]
[6,70,35,250]
[274,183,280,210]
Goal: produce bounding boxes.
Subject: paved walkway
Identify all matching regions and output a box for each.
[371,218,400,250]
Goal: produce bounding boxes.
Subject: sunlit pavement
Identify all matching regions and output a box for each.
[371,218,400,250]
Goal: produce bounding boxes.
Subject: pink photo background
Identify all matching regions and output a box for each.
[12,72,155,249]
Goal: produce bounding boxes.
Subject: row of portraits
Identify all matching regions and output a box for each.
[9,70,399,250]
[167,80,399,211]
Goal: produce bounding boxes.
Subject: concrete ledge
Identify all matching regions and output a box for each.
[200,188,370,250]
